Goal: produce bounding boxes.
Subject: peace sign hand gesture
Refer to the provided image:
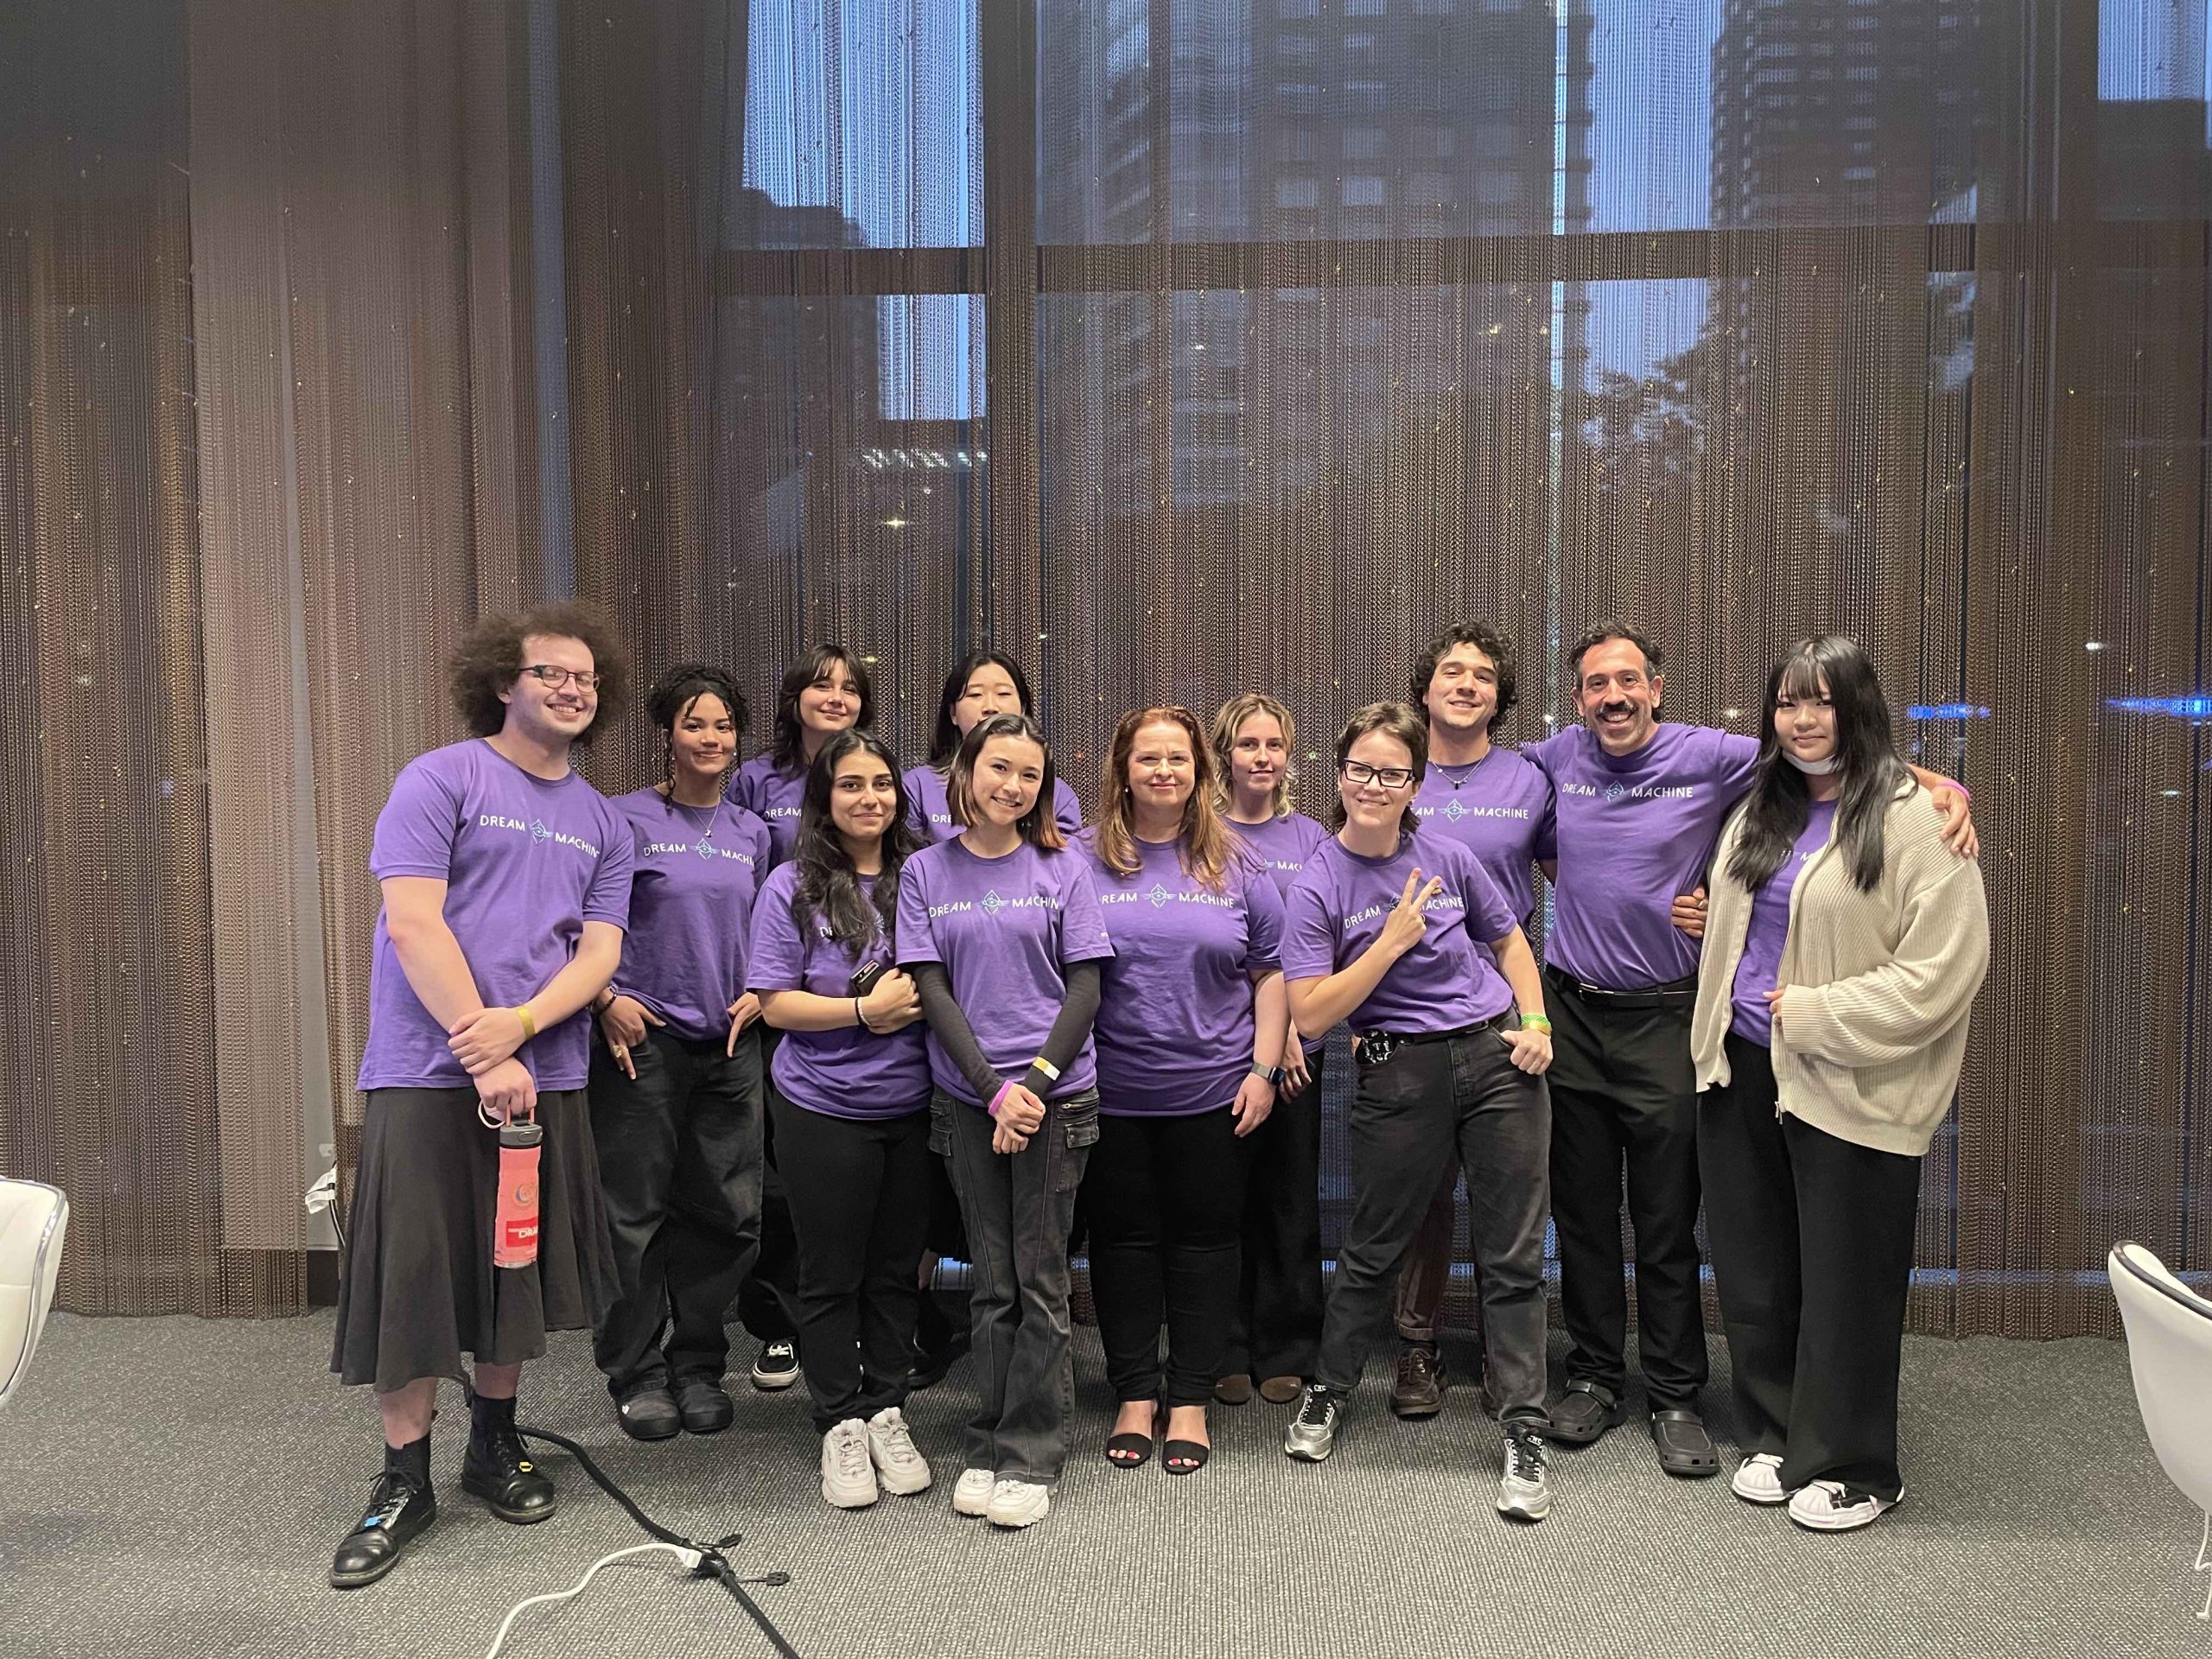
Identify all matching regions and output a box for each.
[1379,869,1444,961]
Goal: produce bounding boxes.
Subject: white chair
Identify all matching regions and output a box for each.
[0,1179,67,1414]
[2111,1241,2212,1619]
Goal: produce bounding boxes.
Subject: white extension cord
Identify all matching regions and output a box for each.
[482,1541,706,1659]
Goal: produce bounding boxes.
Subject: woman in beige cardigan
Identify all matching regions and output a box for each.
[1690,636,1988,1534]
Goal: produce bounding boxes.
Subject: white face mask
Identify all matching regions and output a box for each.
[1783,750,1839,776]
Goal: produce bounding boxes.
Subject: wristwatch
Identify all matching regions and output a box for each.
[1249,1063,1285,1086]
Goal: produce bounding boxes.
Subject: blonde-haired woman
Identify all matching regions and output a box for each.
[1211,692,1329,1407]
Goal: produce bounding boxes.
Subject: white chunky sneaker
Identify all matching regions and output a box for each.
[984,1478,1051,1529]
[1732,1452,1789,1505]
[951,1467,995,1516]
[1496,1421,1552,1522]
[1787,1478,1900,1532]
[866,1407,932,1496]
[820,1419,879,1510]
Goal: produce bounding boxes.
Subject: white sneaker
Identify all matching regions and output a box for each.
[1732,1452,1788,1505]
[951,1467,995,1517]
[984,1477,1051,1529]
[820,1419,879,1510]
[1786,1478,1900,1532]
[1496,1421,1552,1522]
[866,1407,932,1496]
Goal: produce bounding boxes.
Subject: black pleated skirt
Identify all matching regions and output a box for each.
[331,1086,617,1391]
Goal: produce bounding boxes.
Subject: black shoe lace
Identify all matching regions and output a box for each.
[1506,1426,1548,1483]
[358,1471,418,1530]
[1296,1387,1337,1428]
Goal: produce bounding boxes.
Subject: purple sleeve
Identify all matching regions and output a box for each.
[893,855,943,966]
[1280,874,1338,982]
[747,870,806,992]
[1243,868,1286,973]
[1715,729,1763,797]
[367,758,461,880]
[1532,773,1558,863]
[1463,849,1516,944]
[1053,778,1083,836]
[1521,728,1571,779]
[582,807,636,931]
[1057,855,1116,964]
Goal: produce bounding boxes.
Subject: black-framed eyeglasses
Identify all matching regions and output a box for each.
[1340,760,1415,790]
[523,664,602,691]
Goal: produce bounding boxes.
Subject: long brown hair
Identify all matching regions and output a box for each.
[1209,692,1300,820]
[1093,706,1236,892]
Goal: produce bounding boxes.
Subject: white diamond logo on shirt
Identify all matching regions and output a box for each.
[694,838,716,861]
[981,890,1004,915]
[1605,783,1625,803]
[1444,799,1466,820]
[531,818,553,842]
[1147,881,1171,908]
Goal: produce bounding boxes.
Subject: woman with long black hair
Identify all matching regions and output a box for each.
[730,644,875,867]
[587,663,772,1442]
[1692,635,1987,1532]
[750,730,938,1511]
[895,713,1114,1530]
[905,649,1082,842]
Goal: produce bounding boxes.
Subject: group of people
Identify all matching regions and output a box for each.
[327,601,1989,1587]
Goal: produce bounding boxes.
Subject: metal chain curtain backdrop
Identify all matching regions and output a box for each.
[1,0,2205,1332]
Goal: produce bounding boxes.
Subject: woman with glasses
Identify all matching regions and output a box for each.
[1211,692,1329,1408]
[586,664,773,1442]
[1080,706,1287,1475]
[1690,636,1987,1532]
[895,713,1114,1530]
[1277,703,1559,1526]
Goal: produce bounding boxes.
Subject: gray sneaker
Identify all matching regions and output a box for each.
[1283,1382,1344,1462]
[1497,1421,1552,1522]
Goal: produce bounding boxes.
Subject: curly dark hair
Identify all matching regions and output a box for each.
[1568,622,1664,684]
[645,662,747,784]
[448,601,628,742]
[1409,621,1520,734]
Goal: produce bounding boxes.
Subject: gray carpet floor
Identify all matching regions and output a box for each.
[0,1313,2202,1658]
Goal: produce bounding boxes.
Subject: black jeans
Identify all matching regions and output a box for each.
[1314,1021,1549,1421]
[588,1027,765,1395]
[769,1083,931,1433]
[1700,1033,1923,1501]
[934,1088,1099,1483]
[1545,967,1707,1410]
[1225,1052,1325,1382]
[1083,1105,1249,1408]
[738,1028,801,1347]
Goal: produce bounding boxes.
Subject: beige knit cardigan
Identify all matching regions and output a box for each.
[1690,780,1990,1157]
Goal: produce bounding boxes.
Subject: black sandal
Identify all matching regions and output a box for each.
[1106,1405,1160,1469]
[1162,1439,1210,1476]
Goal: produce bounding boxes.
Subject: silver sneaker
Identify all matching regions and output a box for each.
[1283,1383,1344,1462]
[865,1407,932,1496]
[819,1418,879,1510]
[1497,1421,1552,1522]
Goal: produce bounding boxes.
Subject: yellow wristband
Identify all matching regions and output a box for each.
[514,1004,538,1040]
[1029,1055,1062,1083]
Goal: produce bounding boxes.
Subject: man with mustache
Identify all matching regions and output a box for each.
[1525,626,1972,1478]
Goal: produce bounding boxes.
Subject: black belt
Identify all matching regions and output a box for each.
[1354,1010,1511,1068]
[1543,963,1697,1009]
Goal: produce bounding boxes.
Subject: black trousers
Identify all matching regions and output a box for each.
[738,1028,801,1346]
[1545,967,1707,1410]
[1700,1033,1923,1501]
[1224,1052,1325,1382]
[1084,1105,1249,1407]
[588,1027,765,1395]
[768,1084,931,1434]
[1314,1022,1549,1420]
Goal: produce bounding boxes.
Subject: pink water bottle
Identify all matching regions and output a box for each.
[493,1116,543,1269]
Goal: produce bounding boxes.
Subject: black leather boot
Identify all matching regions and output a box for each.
[329,1434,436,1588]
[461,1392,556,1523]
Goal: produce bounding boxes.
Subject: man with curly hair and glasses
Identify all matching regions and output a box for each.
[328,602,635,1589]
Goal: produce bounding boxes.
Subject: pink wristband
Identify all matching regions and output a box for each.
[988,1080,1016,1119]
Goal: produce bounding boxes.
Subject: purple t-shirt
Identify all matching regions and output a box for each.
[359,740,634,1092]
[902,764,1083,843]
[1230,812,1329,1053]
[1281,830,1517,1035]
[1729,798,1838,1047]
[747,865,932,1119]
[1408,748,1554,927]
[893,837,1116,1107]
[1525,723,1761,991]
[1082,835,1286,1116]
[727,753,809,868]
[607,788,772,1044]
